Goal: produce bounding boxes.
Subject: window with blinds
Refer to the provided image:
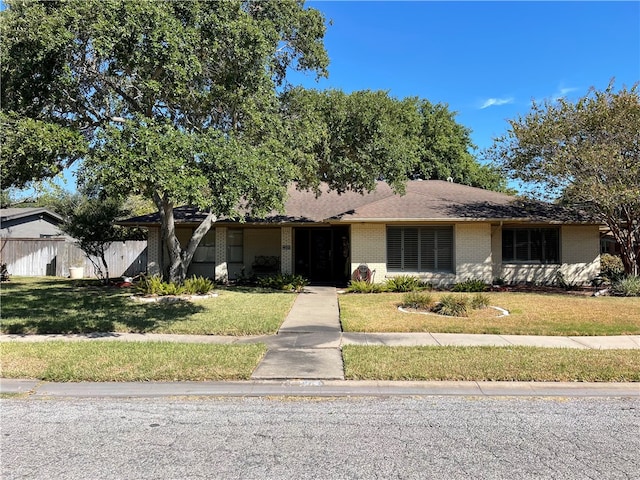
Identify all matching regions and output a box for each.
[502,228,559,263]
[387,226,453,272]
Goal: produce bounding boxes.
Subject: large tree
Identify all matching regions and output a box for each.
[487,82,640,275]
[280,88,422,194]
[1,0,330,282]
[414,100,509,192]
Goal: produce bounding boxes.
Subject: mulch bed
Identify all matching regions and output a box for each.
[489,285,599,296]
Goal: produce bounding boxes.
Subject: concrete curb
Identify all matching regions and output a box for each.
[3,333,639,349]
[2,378,639,399]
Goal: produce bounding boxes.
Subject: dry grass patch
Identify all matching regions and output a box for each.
[339,292,640,336]
[343,345,640,382]
[1,341,267,381]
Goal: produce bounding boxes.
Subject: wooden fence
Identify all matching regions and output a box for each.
[0,238,147,278]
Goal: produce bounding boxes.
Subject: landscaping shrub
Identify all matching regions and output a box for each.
[600,254,625,282]
[347,280,386,293]
[136,275,166,296]
[183,276,214,295]
[401,292,435,310]
[434,294,469,317]
[135,274,212,296]
[257,274,308,292]
[452,278,488,292]
[385,275,422,292]
[470,293,490,309]
[161,282,186,296]
[611,275,640,297]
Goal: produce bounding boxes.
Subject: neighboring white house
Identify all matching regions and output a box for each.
[121,180,602,286]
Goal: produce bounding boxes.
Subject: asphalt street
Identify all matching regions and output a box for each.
[2,396,639,479]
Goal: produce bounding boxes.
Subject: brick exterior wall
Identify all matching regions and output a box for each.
[560,225,600,283]
[350,223,387,281]
[144,221,599,287]
[454,223,493,283]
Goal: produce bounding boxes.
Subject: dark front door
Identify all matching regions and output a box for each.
[294,227,350,284]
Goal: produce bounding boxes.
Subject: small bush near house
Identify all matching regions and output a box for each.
[434,294,470,317]
[136,275,167,296]
[183,276,215,295]
[347,280,387,293]
[452,278,488,292]
[257,274,308,292]
[160,282,186,296]
[401,292,435,310]
[611,275,640,297]
[136,274,215,296]
[385,275,422,292]
[600,254,625,282]
[470,293,490,310]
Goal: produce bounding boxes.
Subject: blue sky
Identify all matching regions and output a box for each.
[289,1,640,155]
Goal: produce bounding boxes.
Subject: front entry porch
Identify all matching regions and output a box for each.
[293,226,350,285]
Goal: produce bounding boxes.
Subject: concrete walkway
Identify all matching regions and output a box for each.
[1,285,639,384]
[251,286,344,380]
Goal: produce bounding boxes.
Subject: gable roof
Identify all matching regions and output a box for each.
[0,208,63,223]
[119,180,596,226]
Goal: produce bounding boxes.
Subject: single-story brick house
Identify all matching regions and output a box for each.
[120,180,601,286]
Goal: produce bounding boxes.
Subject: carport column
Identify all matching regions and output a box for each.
[147,227,161,276]
[215,226,228,283]
[281,227,293,275]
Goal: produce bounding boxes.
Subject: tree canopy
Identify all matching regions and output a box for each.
[280,88,423,194]
[2,0,509,282]
[487,82,640,275]
[1,0,331,282]
[414,100,509,192]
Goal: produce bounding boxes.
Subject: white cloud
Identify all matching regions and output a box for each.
[552,86,579,101]
[480,97,514,109]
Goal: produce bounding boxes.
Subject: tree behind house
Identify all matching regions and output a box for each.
[487,81,640,275]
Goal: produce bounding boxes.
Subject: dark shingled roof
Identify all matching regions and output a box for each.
[119,180,596,226]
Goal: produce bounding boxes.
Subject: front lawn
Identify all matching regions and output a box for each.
[339,292,640,336]
[0,277,296,335]
[343,345,640,382]
[1,341,267,381]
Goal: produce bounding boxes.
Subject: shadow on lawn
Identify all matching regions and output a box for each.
[1,279,204,334]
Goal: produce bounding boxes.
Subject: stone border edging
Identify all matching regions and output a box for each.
[130,293,219,303]
[398,305,510,318]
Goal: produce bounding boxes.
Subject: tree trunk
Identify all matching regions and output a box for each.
[99,245,110,285]
[607,214,640,277]
[153,191,217,284]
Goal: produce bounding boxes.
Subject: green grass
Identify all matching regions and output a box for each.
[339,292,640,336]
[0,277,296,335]
[1,341,267,381]
[343,345,640,382]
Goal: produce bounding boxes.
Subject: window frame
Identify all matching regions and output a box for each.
[226,228,244,264]
[386,226,454,273]
[502,227,560,264]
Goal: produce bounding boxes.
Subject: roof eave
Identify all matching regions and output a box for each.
[327,217,601,225]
